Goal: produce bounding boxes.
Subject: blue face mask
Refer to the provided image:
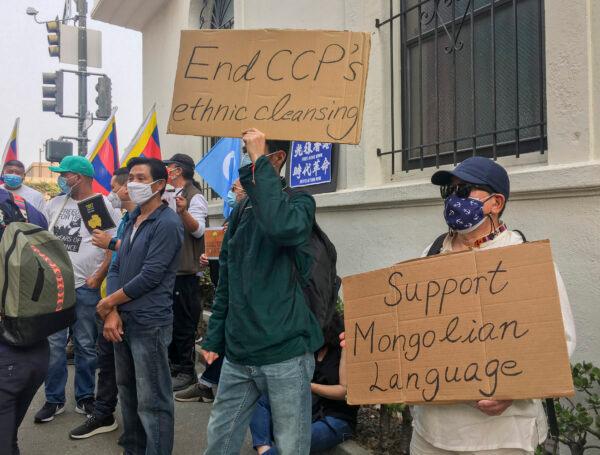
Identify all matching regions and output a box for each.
[226,190,237,208]
[444,194,493,233]
[2,174,23,189]
[240,153,253,167]
[57,176,72,195]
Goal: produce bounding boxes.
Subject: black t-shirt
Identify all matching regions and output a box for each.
[311,345,358,428]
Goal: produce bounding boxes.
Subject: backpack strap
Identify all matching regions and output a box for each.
[426,233,448,256]
[48,195,70,232]
[513,229,527,243]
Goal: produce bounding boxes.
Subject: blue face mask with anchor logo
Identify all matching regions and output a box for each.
[444,194,494,233]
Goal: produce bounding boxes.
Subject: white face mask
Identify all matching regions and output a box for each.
[107,191,122,209]
[127,180,161,206]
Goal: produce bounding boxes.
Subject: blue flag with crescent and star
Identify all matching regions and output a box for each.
[195,137,242,218]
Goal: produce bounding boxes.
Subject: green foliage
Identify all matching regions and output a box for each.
[545,362,600,455]
[26,181,60,199]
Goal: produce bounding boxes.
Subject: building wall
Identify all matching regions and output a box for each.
[232,0,600,366]
[139,0,600,365]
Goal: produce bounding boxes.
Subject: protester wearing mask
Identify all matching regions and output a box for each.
[68,168,133,440]
[162,153,209,391]
[408,157,576,454]
[202,129,323,454]
[225,178,246,210]
[98,157,183,455]
[1,160,47,217]
[34,156,121,424]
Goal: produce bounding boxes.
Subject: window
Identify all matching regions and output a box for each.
[377,0,547,172]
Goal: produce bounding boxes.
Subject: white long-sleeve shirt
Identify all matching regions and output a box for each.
[412,229,576,452]
[164,188,208,238]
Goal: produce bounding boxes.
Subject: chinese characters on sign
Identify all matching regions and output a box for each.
[290,141,332,188]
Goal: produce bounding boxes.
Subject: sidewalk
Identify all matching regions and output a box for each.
[18,365,255,455]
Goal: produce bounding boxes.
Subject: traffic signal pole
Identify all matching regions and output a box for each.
[77,0,87,156]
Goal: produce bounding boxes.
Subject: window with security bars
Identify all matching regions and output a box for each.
[376,0,547,172]
[197,0,234,200]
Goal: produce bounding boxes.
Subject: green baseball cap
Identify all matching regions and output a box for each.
[49,155,95,178]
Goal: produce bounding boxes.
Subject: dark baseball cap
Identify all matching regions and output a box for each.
[163,153,195,170]
[431,156,510,200]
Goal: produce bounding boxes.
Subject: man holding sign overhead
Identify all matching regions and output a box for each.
[202,129,323,454]
[411,157,576,454]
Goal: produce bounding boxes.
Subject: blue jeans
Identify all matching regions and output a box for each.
[45,286,99,404]
[250,395,353,454]
[114,313,174,455]
[205,353,314,455]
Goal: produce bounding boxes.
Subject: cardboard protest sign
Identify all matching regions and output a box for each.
[168,29,371,144]
[204,227,225,260]
[343,241,574,405]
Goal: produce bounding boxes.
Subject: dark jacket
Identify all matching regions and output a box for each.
[107,203,184,326]
[203,156,324,366]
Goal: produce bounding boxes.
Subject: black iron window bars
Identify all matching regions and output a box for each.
[376,0,547,173]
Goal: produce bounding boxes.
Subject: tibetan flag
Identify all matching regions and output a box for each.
[87,113,119,195]
[2,118,19,165]
[120,104,161,167]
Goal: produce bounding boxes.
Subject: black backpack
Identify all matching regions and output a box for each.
[233,189,341,330]
[426,230,559,439]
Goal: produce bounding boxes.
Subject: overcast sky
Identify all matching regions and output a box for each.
[0,0,142,167]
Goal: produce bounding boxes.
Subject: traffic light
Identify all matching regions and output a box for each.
[95,75,112,120]
[42,71,64,115]
[45,139,73,163]
[46,17,61,58]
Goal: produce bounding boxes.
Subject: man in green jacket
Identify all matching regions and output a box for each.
[202,128,324,454]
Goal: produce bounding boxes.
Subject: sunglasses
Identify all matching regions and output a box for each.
[440,183,494,200]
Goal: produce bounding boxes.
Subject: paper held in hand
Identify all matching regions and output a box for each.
[168,29,371,144]
[343,240,574,405]
[205,227,225,260]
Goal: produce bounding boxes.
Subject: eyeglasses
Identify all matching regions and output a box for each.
[440,183,494,200]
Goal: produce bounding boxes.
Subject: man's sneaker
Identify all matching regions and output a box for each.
[69,414,118,439]
[75,398,95,415]
[175,383,215,402]
[172,373,195,392]
[34,402,65,423]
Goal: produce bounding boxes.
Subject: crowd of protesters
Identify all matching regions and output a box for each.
[0,127,576,455]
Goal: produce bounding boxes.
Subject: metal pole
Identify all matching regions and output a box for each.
[77,0,87,156]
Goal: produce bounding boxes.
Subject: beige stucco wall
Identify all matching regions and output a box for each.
[137,0,599,365]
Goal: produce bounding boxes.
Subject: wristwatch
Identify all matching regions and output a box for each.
[108,238,118,251]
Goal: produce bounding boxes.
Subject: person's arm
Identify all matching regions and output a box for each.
[98,216,184,317]
[202,205,235,360]
[554,264,576,357]
[176,193,207,238]
[86,250,112,289]
[311,349,348,401]
[240,157,315,247]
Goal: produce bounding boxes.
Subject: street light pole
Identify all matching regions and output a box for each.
[76,0,87,156]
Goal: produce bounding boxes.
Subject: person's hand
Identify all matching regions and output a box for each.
[175,195,188,214]
[201,349,220,365]
[85,274,103,290]
[199,253,209,268]
[339,331,346,349]
[97,297,114,320]
[91,229,112,249]
[242,128,267,163]
[223,221,229,233]
[476,400,513,416]
[103,310,124,342]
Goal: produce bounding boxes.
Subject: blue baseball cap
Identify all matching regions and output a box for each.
[431,157,510,200]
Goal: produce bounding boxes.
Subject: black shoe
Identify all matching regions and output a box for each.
[34,402,65,423]
[172,373,195,392]
[175,383,215,402]
[69,414,118,439]
[75,397,95,415]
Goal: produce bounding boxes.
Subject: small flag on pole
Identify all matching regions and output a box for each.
[120,104,161,167]
[195,137,241,218]
[2,118,19,166]
[87,111,119,195]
